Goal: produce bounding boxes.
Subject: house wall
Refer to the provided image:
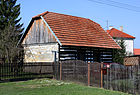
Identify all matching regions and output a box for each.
[60,46,113,63]
[24,43,59,62]
[22,18,57,45]
[22,18,58,63]
[114,38,134,55]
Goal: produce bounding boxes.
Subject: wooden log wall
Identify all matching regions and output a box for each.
[100,49,113,63]
[59,46,113,63]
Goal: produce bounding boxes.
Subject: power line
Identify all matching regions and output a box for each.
[107,0,140,9]
[88,0,140,12]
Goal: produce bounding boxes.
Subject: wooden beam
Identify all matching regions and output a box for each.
[60,62,62,80]
[88,62,90,86]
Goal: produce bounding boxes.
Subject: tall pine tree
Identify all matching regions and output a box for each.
[0,0,24,32]
[0,0,24,63]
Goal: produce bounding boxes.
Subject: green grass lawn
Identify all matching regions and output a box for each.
[0,78,130,95]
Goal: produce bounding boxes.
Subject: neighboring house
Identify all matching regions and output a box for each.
[20,11,120,63]
[107,26,135,55]
[134,49,140,55]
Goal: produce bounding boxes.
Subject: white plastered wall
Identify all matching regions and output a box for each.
[114,39,134,55]
[24,43,59,62]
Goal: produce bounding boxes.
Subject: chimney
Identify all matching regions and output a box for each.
[109,26,113,30]
[120,26,123,31]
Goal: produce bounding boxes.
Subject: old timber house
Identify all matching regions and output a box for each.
[20,11,120,63]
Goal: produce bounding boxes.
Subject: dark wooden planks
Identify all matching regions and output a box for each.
[59,46,113,63]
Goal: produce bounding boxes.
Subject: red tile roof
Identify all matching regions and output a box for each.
[107,28,135,39]
[134,49,140,55]
[31,11,121,49]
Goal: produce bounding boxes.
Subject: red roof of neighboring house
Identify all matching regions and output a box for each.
[134,49,140,55]
[23,11,120,49]
[107,28,135,39]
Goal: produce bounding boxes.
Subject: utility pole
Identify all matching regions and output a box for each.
[107,20,109,30]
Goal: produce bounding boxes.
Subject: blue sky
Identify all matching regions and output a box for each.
[17,0,140,48]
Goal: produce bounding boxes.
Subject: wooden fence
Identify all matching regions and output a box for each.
[1,60,140,94]
[54,60,140,95]
[103,65,140,95]
[54,60,102,86]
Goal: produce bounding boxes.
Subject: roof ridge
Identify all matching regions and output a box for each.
[32,11,49,18]
[48,11,89,20]
[32,11,90,20]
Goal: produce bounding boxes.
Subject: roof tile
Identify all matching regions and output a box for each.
[36,11,121,49]
[134,49,140,55]
[107,28,135,39]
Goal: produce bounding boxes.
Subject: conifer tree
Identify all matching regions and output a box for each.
[0,0,24,32]
[113,39,126,64]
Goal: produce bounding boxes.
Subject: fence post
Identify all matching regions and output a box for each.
[88,62,90,86]
[60,61,62,80]
[107,66,108,89]
[101,63,103,88]
[52,62,55,79]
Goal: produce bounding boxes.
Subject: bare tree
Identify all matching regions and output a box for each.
[0,26,23,63]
